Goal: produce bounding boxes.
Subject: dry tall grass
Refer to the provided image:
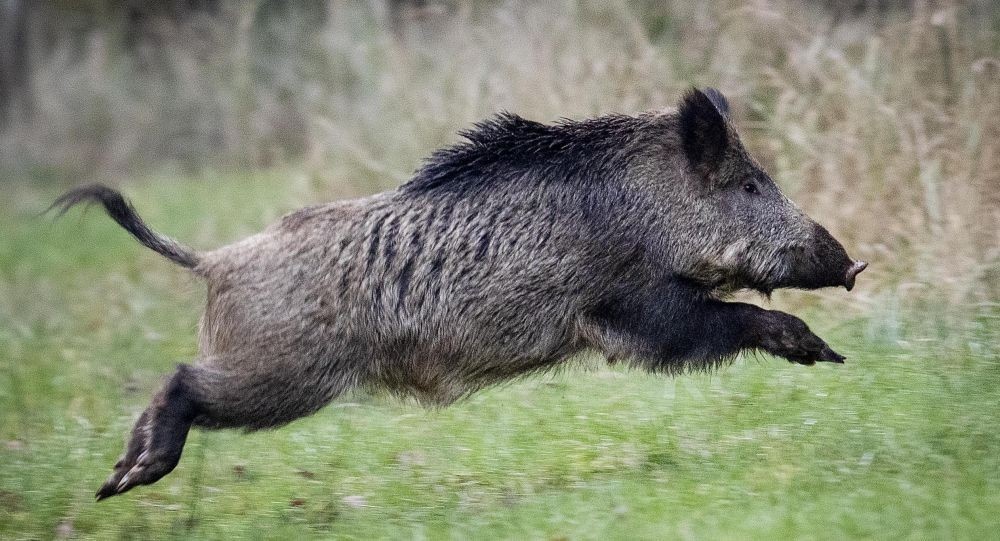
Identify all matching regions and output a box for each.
[2,1,996,343]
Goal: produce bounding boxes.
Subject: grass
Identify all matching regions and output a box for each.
[0,174,997,539]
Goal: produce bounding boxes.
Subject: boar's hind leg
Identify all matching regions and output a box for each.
[97,355,354,500]
[96,364,200,501]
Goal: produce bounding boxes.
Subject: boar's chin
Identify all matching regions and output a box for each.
[681,259,780,298]
[726,275,778,298]
[703,277,777,299]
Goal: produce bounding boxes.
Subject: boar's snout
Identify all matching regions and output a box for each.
[781,222,866,291]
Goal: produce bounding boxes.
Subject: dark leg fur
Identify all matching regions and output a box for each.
[676,301,845,365]
[97,359,351,500]
[96,365,199,500]
[588,279,844,368]
[746,309,845,365]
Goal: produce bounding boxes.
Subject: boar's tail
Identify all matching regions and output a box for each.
[50,184,200,269]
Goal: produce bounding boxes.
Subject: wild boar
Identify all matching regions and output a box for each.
[53,88,866,500]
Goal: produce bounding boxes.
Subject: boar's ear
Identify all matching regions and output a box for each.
[701,88,731,120]
[679,87,730,180]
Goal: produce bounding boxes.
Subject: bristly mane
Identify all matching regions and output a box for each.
[400,112,642,195]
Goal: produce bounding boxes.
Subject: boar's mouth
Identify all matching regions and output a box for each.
[683,227,866,295]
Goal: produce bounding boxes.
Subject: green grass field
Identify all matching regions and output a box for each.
[1,174,997,540]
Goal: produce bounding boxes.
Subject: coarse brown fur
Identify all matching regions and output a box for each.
[52,88,866,500]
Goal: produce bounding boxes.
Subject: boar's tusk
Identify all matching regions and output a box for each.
[844,260,868,291]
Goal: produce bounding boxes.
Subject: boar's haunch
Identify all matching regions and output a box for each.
[52,88,867,500]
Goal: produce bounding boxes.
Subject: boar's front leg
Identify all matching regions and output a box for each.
[681,303,843,366]
[745,308,845,365]
[585,281,845,368]
[666,302,846,366]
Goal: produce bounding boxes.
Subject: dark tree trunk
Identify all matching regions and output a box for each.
[0,0,31,127]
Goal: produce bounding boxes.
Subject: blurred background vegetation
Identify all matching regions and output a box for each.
[2,0,997,333]
[1,1,998,538]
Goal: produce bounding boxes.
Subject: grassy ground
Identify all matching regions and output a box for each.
[0,174,997,540]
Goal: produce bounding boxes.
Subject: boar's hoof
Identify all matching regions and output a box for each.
[96,377,194,501]
[817,345,846,364]
[96,446,184,501]
[757,311,846,366]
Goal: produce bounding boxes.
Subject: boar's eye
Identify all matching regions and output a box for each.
[743,182,758,195]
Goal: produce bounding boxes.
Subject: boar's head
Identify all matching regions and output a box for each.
[639,88,866,295]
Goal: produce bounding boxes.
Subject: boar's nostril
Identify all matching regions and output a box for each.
[844,260,868,291]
